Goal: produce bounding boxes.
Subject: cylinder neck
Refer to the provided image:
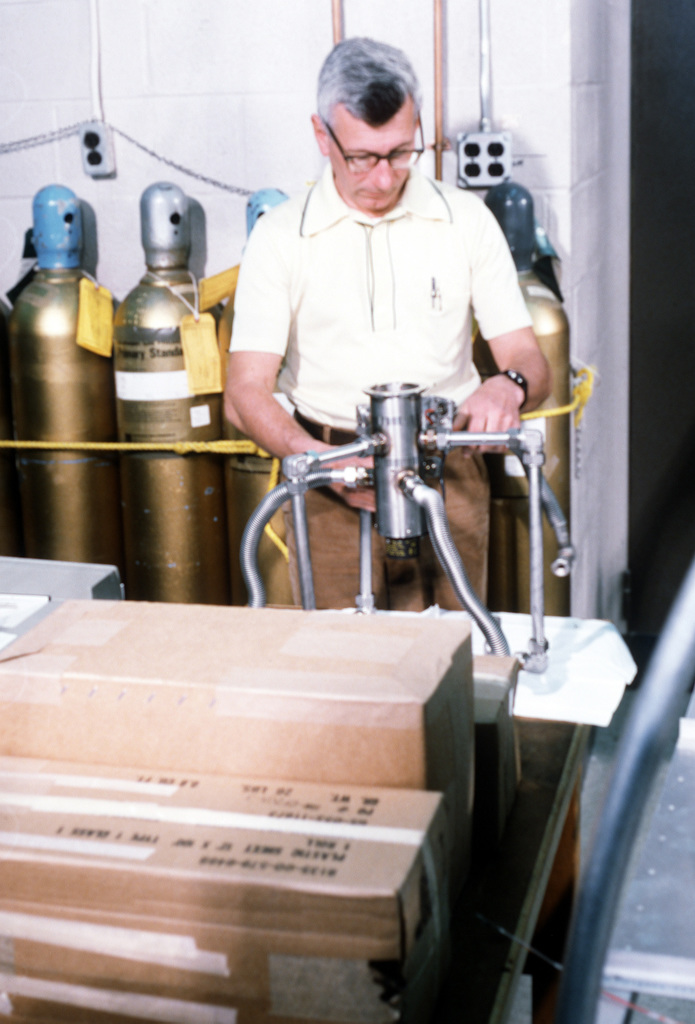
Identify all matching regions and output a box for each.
[142,268,194,287]
[34,266,82,284]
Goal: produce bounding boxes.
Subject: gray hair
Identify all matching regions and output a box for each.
[317,37,422,127]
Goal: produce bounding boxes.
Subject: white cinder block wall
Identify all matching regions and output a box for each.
[0,0,630,625]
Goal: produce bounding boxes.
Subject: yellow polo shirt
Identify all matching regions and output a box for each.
[230,164,532,429]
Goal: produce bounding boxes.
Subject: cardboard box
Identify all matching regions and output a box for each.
[472,655,521,853]
[0,766,450,1024]
[0,601,473,891]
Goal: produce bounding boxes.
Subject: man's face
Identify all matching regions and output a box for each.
[312,97,419,217]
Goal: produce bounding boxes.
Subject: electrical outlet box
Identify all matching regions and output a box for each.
[79,121,116,178]
[457,130,512,188]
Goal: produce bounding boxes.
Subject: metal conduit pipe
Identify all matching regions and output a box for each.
[554,553,695,1024]
[331,0,343,45]
[479,0,492,131]
[523,464,573,556]
[240,469,349,608]
[433,0,445,180]
[399,471,510,656]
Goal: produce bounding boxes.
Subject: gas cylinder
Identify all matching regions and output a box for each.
[478,182,571,615]
[220,187,293,606]
[0,301,23,555]
[114,182,229,603]
[7,185,123,567]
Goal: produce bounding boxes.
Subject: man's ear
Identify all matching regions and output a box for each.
[311,114,330,157]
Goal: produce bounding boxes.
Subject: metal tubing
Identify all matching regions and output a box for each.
[240,468,354,608]
[399,471,510,656]
[332,0,343,45]
[479,0,492,131]
[291,490,315,610]
[357,510,375,612]
[554,554,695,1024]
[428,429,519,450]
[425,424,552,668]
[433,0,444,180]
[525,460,547,669]
[240,481,293,607]
[524,465,575,576]
[282,436,378,485]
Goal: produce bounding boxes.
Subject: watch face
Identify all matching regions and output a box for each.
[503,369,528,401]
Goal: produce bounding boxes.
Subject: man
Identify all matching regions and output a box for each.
[225,37,551,610]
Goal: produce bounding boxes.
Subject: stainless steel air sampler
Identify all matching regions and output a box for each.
[240,382,576,673]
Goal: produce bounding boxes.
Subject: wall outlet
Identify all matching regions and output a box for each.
[456,130,512,188]
[79,121,116,178]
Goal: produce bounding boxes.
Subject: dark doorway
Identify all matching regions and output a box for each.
[629,0,695,636]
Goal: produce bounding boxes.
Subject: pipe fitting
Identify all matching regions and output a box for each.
[551,545,576,578]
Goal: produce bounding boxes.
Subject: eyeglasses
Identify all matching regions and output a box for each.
[323,118,425,175]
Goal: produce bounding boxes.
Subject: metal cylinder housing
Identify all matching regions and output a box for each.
[364,382,426,547]
[140,182,190,270]
[114,198,228,604]
[32,184,82,270]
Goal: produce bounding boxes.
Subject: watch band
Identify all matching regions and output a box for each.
[499,369,528,406]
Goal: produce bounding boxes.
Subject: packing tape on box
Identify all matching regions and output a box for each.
[0,655,75,704]
[0,792,427,847]
[213,679,419,728]
[0,911,229,976]
[0,664,421,730]
[0,829,154,861]
[0,973,237,1022]
[0,769,180,797]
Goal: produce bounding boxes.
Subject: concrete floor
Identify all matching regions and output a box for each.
[510,637,695,1024]
[576,658,695,1024]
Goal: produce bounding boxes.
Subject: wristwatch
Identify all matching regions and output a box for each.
[498,369,528,406]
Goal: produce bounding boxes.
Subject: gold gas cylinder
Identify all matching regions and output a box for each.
[0,301,23,555]
[218,293,293,606]
[479,183,571,615]
[114,182,229,603]
[7,185,123,567]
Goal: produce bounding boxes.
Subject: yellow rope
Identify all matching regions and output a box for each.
[1,369,596,456]
[521,365,595,426]
[0,368,595,565]
[0,435,290,562]
[0,438,267,456]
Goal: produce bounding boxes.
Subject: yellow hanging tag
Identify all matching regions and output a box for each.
[76,277,113,356]
[199,265,240,311]
[180,312,223,394]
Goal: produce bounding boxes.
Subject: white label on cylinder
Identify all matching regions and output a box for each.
[190,404,211,428]
[115,370,191,401]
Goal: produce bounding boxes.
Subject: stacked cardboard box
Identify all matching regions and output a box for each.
[0,601,475,1022]
[0,762,450,1023]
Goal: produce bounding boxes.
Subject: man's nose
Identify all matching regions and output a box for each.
[367,157,397,188]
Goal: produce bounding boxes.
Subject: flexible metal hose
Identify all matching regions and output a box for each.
[399,472,510,656]
[240,469,349,607]
[521,464,575,576]
[554,554,695,1024]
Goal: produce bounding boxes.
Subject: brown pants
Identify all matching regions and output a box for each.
[284,449,490,612]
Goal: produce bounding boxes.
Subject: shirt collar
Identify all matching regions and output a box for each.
[300,164,453,236]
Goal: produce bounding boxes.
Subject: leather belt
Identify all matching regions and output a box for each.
[294,410,358,447]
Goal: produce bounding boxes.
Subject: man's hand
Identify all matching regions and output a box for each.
[453,324,552,448]
[453,372,526,434]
